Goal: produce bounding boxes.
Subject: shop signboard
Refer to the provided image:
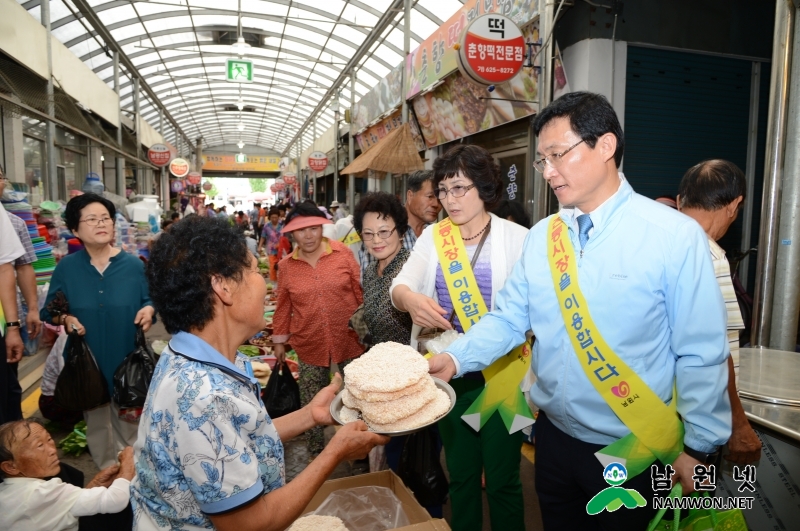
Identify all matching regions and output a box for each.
[202,181,213,191]
[169,157,190,178]
[283,173,297,185]
[355,110,426,153]
[457,14,525,86]
[186,172,202,185]
[170,179,185,193]
[405,0,538,100]
[274,179,286,191]
[147,143,172,166]
[270,184,278,193]
[226,58,253,83]
[413,20,539,149]
[203,154,280,172]
[351,62,404,134]
[308,151,329,172]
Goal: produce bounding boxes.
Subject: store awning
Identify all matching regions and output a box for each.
[341,123,424,176]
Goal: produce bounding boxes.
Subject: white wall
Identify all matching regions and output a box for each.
[301,123,350,170]
[561,39,628,131]
[136,117,164,149]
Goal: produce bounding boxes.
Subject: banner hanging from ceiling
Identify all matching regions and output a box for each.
[202,154,281,172]
[356,109,427,153]
[405,0,538,100]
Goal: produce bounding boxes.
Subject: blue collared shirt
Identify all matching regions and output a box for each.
[446,178,731,453]
[131,332,285,530]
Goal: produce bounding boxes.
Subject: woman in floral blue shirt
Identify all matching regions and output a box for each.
[133,217,387,531]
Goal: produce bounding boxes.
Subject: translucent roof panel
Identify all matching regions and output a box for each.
[20,0,468,153]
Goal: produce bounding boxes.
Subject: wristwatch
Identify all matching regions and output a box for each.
[5,321,21,329]
[683,445,720,464]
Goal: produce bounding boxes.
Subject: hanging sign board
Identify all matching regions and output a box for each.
[147,143,172,166]
[226,58,253,83]
[283,173,297,185]
[308,151,329,172]
[270,184,278,193]
[202,181,213,191]
[274,179,286,191]
[457,14,525,86]
[170,180,185,193]
[169,158,190,178]
[186,172,202,185]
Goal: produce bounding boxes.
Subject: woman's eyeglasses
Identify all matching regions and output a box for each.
[361,227,397,241]
[80,217,113,227]
[436,184,475,200]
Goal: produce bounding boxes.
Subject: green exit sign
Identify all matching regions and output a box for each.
[235,153,247,163]
[226,59,253,83]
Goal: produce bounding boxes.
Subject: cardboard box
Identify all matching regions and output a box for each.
[303,470,451,531]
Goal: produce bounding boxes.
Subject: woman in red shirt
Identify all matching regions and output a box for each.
[272,202,364,456]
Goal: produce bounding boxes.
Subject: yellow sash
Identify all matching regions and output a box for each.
[340,227,362,246]
[546,215,683,476]
[433,217,534,433]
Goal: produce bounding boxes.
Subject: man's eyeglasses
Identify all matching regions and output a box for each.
[80,217,113,227]
[436,184,475,200]
[533,139,585,173]
[361,227,397,241]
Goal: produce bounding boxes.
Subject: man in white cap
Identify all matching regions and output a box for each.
[329,201,346,222]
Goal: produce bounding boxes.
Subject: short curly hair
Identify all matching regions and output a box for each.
[146,216,252,334]
[64,193,116,232]
[353,192,409,237]
[433,144,504,210]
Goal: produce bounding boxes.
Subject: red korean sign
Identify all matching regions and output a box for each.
[169,158,190,178]
[457,14,525,86]
[283,173,297,185]
[186,172,202,185]
[147,143,172,167]
[308,151,328,172]
[274,179,286,191]
[202,181,213,191]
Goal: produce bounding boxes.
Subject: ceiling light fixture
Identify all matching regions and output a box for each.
[236,97,245,110]
[237,121,245,132]
[237,140,245,149]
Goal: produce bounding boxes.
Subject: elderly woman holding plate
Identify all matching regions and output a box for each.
[272,201,365,457]
[133,216,386,531]
[390,145,529,531]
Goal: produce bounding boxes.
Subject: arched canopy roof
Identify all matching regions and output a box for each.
[17,0,465,153]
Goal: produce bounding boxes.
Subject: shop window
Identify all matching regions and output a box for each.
[23,135,45,206]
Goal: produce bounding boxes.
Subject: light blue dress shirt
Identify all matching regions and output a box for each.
[446,178,732,453]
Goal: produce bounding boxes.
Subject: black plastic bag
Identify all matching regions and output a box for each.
[398,426,449,506]
[54,332,110,411]
[113,326,157,408]
[263,362,300,419]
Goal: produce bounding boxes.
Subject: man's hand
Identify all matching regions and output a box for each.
[428,353,457,382]
[326,421,390,462]
[273,343,286,364]
[672,452,709,495]
[86,464,121,488]
[308,373,342,426]
[134,306,156,332]
[5,328,24,363]
[404,292,452,330]
[725,422,762,464]
[26,311,42,339]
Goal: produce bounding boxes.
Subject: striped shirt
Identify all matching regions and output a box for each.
[709,238,744,389]
[8,212,36,266]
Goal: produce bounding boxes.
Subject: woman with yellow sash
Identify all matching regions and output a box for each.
[391,145,529,531]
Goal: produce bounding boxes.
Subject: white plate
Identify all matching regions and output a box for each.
[329,377,456,436]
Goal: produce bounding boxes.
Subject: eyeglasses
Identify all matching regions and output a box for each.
[436,184,475,200]
[533,139,585,173]
[361,227,397,241]
[80,217,113,227]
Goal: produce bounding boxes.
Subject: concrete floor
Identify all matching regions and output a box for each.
[43,320,545,530]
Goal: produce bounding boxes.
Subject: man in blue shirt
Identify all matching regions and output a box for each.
[429,92,731,530]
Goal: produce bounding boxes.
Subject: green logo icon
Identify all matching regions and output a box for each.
[586,463,647,515]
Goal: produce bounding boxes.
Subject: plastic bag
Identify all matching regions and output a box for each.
[312,486,410,531]
[263,362,300,418]
[113,326,157,408]
[397,426,449,507]
[425,329,462,355]
[54,332,110,411]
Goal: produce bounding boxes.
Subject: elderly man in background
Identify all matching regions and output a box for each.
[0,173,26,425]
[359,170,442,281]
[0,167,42,352]
[677,159,762,465]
